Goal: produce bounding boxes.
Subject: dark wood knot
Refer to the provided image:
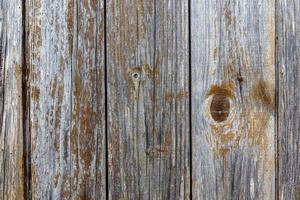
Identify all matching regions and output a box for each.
[210,94,230,122]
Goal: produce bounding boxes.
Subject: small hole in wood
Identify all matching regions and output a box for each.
[210,94,230,122]
[132,72,139,79]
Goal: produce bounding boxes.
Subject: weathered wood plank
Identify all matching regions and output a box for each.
[277,0,300,199]
[27,1,72,198]
[0,0,25,199]
[26,0,105,199]
[70,0,106,199]
[191,0,275,199]
[107,0,190,199]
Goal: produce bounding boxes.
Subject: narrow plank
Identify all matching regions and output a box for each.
[191,0,275,199]
[70,0,106,199]
[107,0,190,199]
[0,0,25,199]
[26,0,105,199]
[277,0,300,199]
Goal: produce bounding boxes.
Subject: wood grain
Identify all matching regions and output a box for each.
[191,0,275,199]
[0,0,25,199]
[26,0,105,199]
[277,0,300,199]
[1,0,300,199]
[107,0,190,199]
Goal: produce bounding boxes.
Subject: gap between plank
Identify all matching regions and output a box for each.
[104,0,109,199]
[275,0,279,199]
[21,0,32,199]
[188,0,192,199]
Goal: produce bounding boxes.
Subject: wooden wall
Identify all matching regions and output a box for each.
[0,0,299,199]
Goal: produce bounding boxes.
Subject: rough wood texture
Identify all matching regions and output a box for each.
[191,0,275,199]
[2,0,300,199]
[26,0,105,199]
[277,0,300,199]
[0,0,25,199]
[107,0,190,199]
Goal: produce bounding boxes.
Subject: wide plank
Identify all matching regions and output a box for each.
[26,0,106,199]
[107,0,190,199]
[277,0,300,199]
[191,0,275,199]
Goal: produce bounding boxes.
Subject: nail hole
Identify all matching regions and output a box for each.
[210,94,230,122]
[132,72,139,79]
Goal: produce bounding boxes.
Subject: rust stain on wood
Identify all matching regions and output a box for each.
[31,86,40,102]
[295,185,300,200]
[251,79,275,111]
[207,82,235,99]
[143,62,160,84]
[247,111,270,154]
[66,0,74,54]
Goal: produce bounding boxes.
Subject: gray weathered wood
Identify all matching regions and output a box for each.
[3,1,300,199]
[0,0,25,199]
[277,0,300,199]
[107,0,190,199]
[191,0,275,199]
[26,0,106,199]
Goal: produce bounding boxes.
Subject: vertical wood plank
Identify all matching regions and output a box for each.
[27,1,72,198]
[191,0,275,199]
[277,0,300,199]
[70,0,106,199]
[26,0,105,199]
[107,0,190,199]
[0,0,25,199]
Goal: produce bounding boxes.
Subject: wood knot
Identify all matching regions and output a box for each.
[210,94,230,122]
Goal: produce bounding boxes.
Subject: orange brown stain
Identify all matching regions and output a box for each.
[207,81,235,99]
[34,25,42,48]
[84,18,95,42]
[50,77,58,99]
[247,111,269,154]
[66,0,74,54]
[251,79,275,111]
[295,185,300,200]
[143,63,160,84]
[224,3,233,27]
[78,96,96,168]
[31,86,40,102]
